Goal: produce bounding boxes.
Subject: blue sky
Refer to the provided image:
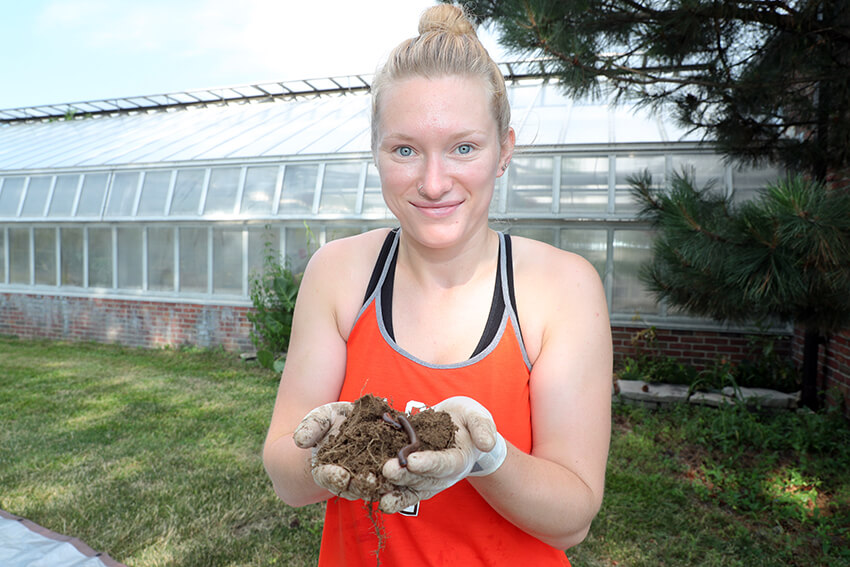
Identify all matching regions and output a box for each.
[1,0,506,110]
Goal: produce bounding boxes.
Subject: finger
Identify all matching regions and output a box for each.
[465,412,497,452]
[379,488,420,514]
[312,464,351,495]
[404,449,468,478]
[349,471,380,497]
[293,410,333,448]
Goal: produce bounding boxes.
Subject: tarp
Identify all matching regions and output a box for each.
[0,510,126,567]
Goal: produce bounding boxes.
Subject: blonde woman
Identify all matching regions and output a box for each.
[263,5,612,565]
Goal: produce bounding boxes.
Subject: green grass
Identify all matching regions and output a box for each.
[0,337,323,566]
[2,337,848,566]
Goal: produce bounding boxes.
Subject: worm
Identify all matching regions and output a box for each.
[381,411,421,467]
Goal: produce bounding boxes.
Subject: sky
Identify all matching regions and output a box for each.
[0,0,508,110]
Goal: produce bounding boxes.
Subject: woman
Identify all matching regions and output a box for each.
[263,5,612,565]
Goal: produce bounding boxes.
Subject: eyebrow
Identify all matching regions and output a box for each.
[380,129,489,143]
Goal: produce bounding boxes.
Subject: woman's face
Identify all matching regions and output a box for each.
[374,75,514,249]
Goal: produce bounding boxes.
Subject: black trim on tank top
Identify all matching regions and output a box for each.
[471,239,505,357]
[363,228,399,304]
[365,230,519,361]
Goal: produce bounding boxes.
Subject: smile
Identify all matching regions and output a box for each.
[413,201,463,218]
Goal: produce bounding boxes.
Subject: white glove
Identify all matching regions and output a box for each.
[292,402,382,502]
[379,396,507,514]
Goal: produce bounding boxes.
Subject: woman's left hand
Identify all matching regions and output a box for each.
[379,396,507,513]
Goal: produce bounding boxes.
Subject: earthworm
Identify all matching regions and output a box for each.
[381,411,421,467]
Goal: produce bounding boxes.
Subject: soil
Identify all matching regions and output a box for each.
[315,394,457,503]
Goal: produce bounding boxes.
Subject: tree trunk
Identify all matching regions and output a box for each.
[801,328,821,410]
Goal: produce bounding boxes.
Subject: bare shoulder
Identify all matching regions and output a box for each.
[300,228,393,337]
[509,235,608,361]
[510,235,603,294]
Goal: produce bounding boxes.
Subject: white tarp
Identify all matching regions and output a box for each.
[0,510,125,567]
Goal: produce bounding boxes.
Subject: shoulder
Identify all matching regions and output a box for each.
[509,235,608,362]
[509,235,602,293]
[299,228,394,338]
[305,228,393,275]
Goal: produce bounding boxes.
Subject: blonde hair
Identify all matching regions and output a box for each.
[370,4,510,151]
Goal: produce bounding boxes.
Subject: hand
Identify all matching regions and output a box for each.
[292,402,383,502]
[379,396,507,513]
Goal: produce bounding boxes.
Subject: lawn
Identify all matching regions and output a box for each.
[1,337,848,566]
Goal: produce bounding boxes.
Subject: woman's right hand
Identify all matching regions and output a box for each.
[293,401,383,502]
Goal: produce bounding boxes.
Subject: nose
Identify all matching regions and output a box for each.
[418,155,452,200]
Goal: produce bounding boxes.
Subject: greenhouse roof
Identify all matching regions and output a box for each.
[0,61,702,174]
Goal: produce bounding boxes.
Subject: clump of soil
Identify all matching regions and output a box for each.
[315,394,456,503]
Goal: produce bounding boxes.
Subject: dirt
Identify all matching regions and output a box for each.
[315,394,456,503]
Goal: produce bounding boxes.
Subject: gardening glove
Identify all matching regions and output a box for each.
[379,396,507,514]
[292,402,383,502]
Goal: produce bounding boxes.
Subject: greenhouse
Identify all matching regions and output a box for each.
[0,61,780,353]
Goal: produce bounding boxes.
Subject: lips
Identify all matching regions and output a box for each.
[413,200,463,218]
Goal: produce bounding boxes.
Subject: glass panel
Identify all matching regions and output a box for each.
[671,154,726,192]
[34,227,56,285]
[105,172,139,217]
[248,226,280,278]
[615,155,666,213]
[213,228,242,294]
[559,228,608,277]
[48,175,80,217]
[241,166,278,215]
[612,229,658,315]
[21,177,52,217]
[279,164,317,214]
[179,227,207,292]
[507,157,553,213]
[285,225,313,274]
[319,162,360,213]
[560,156,608,214]
[731,163,782,203]
[147,227,174,291]
[170,169,206,216]
[204,167,241,215]
[88,227,113,288]
[0,177,25,217]
[76,173,109,217]
[60,227,84,286]
[117,227,143,289]
[137,171,172,216]
[362,164,394,219]
[9,228,30,284]
[0,229,4,282]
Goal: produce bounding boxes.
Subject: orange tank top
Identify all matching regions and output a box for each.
[319,229,571,566]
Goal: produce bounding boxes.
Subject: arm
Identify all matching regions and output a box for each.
[468,244,612,549]
[262,237,367,507]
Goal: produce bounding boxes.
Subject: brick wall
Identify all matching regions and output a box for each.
[0,293,254,352]
[611,325,791,371]
[792,327,850,413]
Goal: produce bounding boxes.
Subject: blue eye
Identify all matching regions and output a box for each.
[457,144,473,155]
[396,146,413,157]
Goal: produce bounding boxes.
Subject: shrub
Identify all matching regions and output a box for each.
[247,239,302,371]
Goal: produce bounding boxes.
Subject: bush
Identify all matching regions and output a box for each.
[247,240,302,371]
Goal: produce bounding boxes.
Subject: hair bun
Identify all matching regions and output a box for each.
[418,4,476,36]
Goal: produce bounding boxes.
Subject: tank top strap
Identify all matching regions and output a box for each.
[356,229,525,363]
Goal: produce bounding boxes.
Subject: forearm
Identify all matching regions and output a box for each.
[468,442,603,550]
[263,433,333,507]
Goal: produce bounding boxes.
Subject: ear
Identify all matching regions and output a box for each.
[496,128,516,178]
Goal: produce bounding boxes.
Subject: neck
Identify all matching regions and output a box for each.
[396,227,498,290]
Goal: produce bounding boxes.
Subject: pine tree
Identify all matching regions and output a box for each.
[631,172,850,407]
[459,0,850,408]
[456,0,850,179]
